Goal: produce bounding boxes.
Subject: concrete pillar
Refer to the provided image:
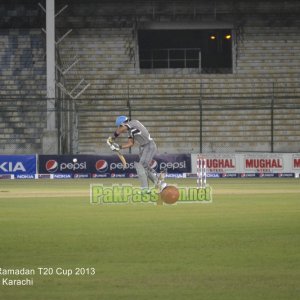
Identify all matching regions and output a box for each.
[43,0,58,153]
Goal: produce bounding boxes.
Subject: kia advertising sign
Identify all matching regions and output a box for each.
[0,155,36,175]
[38,154,191,175]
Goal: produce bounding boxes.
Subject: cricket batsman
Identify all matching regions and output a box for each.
[107,116,167,194]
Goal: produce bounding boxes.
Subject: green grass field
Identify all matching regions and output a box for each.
[0,178,299,300]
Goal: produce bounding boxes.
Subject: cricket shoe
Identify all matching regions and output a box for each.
[159,182,167,193]
[155,179,167,192]
[155,167,167,186]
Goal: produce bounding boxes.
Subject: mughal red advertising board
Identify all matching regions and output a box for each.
[191,153,299,174]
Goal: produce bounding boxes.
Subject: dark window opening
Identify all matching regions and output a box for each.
[138,29,232,74]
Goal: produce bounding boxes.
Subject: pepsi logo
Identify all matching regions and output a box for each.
[95,160,108,172]
[46,160,58,173]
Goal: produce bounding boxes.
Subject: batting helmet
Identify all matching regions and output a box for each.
[115,115,128,127]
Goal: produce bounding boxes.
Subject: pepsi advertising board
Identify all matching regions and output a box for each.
[39,155,107,174]
[152,154,191,174]
[0,155,36,175]
[38,154,191,176]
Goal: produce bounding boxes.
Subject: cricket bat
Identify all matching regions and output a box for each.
[116,151,127,168]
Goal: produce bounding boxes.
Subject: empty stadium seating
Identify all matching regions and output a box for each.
[0,1,299,154]
[58,27,299,154]
[0,29,46,154]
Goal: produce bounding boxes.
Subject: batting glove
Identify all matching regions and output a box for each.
[107,137,120,151]
[110,142,120,151]
[107,136,114,145]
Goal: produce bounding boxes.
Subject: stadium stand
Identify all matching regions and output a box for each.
[0,0,299,154]
[58,25,299,154]
[0,28,46,154]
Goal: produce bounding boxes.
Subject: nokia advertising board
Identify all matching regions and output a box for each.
[0,155,36,175]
